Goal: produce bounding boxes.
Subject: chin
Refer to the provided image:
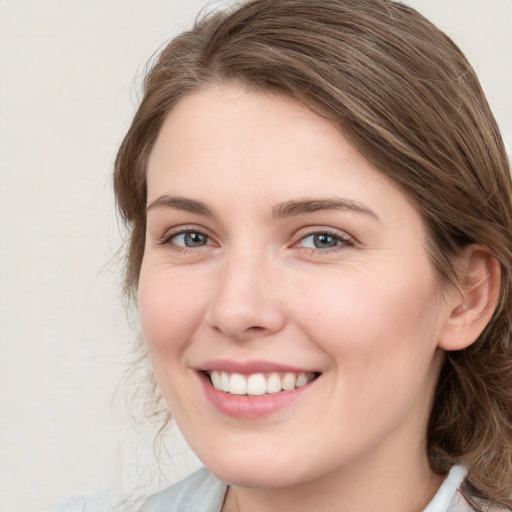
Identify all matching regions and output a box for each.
[211,467,305,489]
[200,450,318,489]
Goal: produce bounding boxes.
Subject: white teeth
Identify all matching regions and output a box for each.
[281,372,296,391]
[266,372,282,394]
[210,370,222,389]
[246,373,267,396]
[208,370,316,395]
[230,373,247,395]
[221,372,230,392]
[296,373,309,387]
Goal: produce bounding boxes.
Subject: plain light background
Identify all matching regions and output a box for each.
[1,1,511,511]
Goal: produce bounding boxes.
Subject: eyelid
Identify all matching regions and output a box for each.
[291,226,355,250]
[157,225,217,247]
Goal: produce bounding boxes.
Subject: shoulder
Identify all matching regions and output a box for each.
[139,466,228,512]
[47,489,123,512]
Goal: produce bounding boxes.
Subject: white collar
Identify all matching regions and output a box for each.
[423,465,467,512]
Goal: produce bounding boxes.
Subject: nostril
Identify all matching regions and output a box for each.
[205,302,286,340]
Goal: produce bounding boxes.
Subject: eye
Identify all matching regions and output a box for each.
[296,231,353,250]
[174,231,208,247]
[161,229,214,248]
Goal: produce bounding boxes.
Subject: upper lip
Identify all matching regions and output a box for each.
[197,359,320,374]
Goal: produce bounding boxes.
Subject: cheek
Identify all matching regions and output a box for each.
[291,264,441,370]
[138,264,207,358]
[137,263,213,416]
[292,269,442,438]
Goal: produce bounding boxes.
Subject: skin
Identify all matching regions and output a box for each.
[138,85,459,511]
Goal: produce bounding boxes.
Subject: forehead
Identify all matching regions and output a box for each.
[150,86,359,184]
[148,85,336,173]
[147,85,421,228]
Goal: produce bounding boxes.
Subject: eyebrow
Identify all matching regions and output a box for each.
[146,195,214,216]
[146,194,379,221]
[272,197,379,221]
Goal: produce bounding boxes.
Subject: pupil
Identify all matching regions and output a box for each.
[185,232,206,247]
[314,233,337,248]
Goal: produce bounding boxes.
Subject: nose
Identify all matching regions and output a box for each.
[204,248,286,342]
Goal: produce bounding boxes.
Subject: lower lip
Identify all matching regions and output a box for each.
[199,372,316,419]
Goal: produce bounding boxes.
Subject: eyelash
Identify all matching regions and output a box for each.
[157,227,354,254]
[158,227,215,252]
[293,229,354,254]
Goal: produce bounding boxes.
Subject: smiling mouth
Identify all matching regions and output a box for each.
[205,370,320,396]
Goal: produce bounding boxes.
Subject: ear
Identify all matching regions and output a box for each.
[438,245,501,351]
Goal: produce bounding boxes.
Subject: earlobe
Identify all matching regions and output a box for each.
[438,245,501,351]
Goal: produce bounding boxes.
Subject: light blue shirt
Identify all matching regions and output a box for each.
[140,465,472,512]
[52,465,475,512]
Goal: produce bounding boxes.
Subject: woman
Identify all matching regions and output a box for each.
[113,0,512,510]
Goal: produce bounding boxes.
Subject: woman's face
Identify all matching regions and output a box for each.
[139,85,451,489]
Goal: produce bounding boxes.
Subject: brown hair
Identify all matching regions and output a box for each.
[114,0,512,508]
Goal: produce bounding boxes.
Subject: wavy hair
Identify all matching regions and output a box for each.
[114,1,512,509]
